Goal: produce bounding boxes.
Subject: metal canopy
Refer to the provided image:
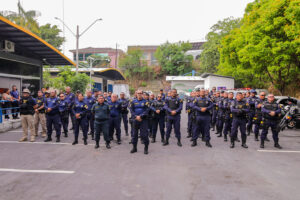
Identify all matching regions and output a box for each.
[0,16,75,66]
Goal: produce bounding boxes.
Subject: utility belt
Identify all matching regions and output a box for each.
[95,118,108,122]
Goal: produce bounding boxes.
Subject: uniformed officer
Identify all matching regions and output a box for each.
[247,89,258,135]
[44,90,61,142]
[72,93,88,145]
[129,90,150,154]
[164,89,183,147]
[19,89,37,142]
[108,94,122,144]
[150,94,165,143]
[159,89,166,101]
[216,91,227,138]
[10,85,20,119]
[65,86,75,130]
[253,92,266,141]
[148,93,156,138]
[260,94,282,149]
[223,92,234,142]
[211,91,220,131]
[186,91,195,138]
[191,89,213,147]
[58,93,69,137]
[119,92,129,136]
[230,92,250,148]
[92,95,111,149]
[85,90,96,140]
[33,90,47,138]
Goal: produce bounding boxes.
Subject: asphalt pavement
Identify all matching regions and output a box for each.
[0,110,300,200]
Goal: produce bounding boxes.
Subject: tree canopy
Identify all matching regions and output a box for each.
[218,0,300,95]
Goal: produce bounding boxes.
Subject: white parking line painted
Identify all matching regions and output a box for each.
[257,150,300,153]
[0,141,94,146]
[0,168,74,174]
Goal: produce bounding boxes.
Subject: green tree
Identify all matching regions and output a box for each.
[155,41,193,75]
[218,0,300,95]
[199,17,241,73]
[0,1,40,34]
[38,24,65,50]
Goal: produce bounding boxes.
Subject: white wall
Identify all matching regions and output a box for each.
[171,80,204,93]
[0,77,21,92]
[113,84,130,97]
[205,76,234,90]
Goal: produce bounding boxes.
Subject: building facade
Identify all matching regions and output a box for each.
[69,47,124,68]
[127,45,159,66]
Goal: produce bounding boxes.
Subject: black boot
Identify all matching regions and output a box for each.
[84,139,88,145]
[56,135,60,143]
[260,140,264,148]
[191,140,197,147]
[224,134,228,142]
[265,136,270,142]
[217,132,222,137]
[230,137,235,148]
[235,136,240,142]
[163,138,169,146]
[106,142,111,149]
[151,137,156,143]
[161,137,165,143]
[117,140,121,145]
[247,129,250,136]
[212,124,215,131]
[274,142,282,149]
[72,140,78,145]
[44,136,52,142]
[64,132,68,137]
[255,134,259,141]
[125,131,129,136]
[241,135,248,148]
[91,134,95,140]
[144,144,149,155]
[177,139,182,147]
[186,132,192,138]
[206,141,212,148]
[130,144,137,153]
[95,140,100,149]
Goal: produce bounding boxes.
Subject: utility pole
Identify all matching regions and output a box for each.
[76,25,79,73]
[115,43,118,68]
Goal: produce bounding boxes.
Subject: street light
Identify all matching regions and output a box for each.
[54,17,102,74]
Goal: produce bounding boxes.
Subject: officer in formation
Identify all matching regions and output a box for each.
[108,94,122,144]
[191,89,213,147]
[58,93,69,138]
[65,86,75,130]
[129,90,150,154]
[186,91,195,139]
[44,90,61,142]
[34,90,46,138]
[246,90,258,135]
[92,95,111,149]
[19,89,37,142]
[150,93,166,143]
[253,92,266,141]
[230,92,250,148]
[85,90,96,140]
[164,89,183,147]
[260,93,282,149]
[222,92,234,142]
[119,92,129,136]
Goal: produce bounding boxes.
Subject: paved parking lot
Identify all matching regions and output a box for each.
[0,111,300,200]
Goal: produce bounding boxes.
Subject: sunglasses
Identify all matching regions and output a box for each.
[137,93,143,94]
[260,95,265,96]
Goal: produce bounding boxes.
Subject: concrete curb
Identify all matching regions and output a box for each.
[0,119,21,133]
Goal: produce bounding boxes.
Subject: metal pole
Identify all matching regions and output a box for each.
[62,0,65,54]
[115,43,118,68]
[90,59,92,89]
[76,25,79,74]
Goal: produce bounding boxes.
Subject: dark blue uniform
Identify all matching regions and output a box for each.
[44,97,61,140]
[247,96,258,135]
[223,98,234,141]
[58,99,69,137]
[211,96,219,131]
[85,96,96,139]
[164,97,183,145]
[150,99,165,142]
[10,90,20,119]
[230,99,250,147]
[92,102,110,147]
[191,97,213,144]
[261,101,281,147]
[72,99,88,144]
[119,98,129,135]
[216,97,226,136]
[65,92,75,129]
[108,101,122,142]
[130,98,150,147]
[186,96,195,138]
[253,98,266,140]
